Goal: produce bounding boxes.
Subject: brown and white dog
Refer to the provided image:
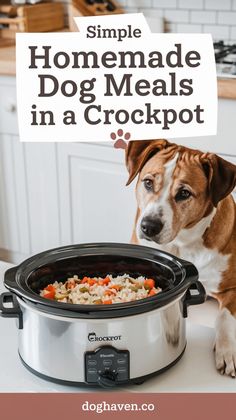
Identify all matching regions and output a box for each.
[126,139,236,377]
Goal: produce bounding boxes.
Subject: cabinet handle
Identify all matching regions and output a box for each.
[5,103,17,113]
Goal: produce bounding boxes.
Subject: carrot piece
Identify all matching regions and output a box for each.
[144,279,155,289]
[148,289,157,297]
[103,299,113,305]
[45,284,55,292]
[44,290,55,299]
[44,285,56,299]
[104,290,115,296]
[97,277,110,286]
[102,277,111,285]
[81,277,94,284]
[87,279,96,286]
[109,284,121,291]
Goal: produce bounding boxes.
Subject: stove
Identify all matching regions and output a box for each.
[214,41,236,78]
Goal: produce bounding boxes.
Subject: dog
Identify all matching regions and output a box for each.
[126,139,236,377]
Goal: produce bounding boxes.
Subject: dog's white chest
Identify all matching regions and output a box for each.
[140,238,229,295]
[172,244,229,294]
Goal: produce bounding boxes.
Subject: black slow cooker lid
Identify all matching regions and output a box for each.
[4,243,198,318]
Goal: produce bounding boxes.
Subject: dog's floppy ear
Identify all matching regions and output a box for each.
[202,154,236,206]
[125,139,170,185]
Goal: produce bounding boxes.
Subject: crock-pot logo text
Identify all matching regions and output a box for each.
[88,332,122,342]
[16,13,217,141]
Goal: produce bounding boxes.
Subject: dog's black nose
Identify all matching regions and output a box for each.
[141,218,164,238]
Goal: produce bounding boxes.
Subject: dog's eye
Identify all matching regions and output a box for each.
[175,189,191,201]
[143,179,153,191]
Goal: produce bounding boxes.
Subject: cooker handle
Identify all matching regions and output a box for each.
[182,280,206,318]
[4,266,18,287]
[0,292,23,329]
[177,258,199,281]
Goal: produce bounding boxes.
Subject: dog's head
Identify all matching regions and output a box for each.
[126,139,236,244]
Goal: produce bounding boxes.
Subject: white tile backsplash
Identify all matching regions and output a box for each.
[152,0,177,9]
[125,0,152,7]
[230,26,236,40]
[140,8,163,18]
[176,23,202,34]
[124,0,236,41]
[164,10,189,23]
[218,12,236,25]
[190,11,216,24]
[205,0,231,11]
[125,7,138,13]
[203,25,230,40]
[179,0,204,10]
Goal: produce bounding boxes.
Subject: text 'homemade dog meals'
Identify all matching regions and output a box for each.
[30,44,203,129]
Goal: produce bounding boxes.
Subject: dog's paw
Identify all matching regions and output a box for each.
[214,339,236,378]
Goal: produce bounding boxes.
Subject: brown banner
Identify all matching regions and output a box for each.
[0,393,235,420]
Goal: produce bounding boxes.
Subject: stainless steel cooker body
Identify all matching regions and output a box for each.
[16,295,187,385]
[0,243,206,387]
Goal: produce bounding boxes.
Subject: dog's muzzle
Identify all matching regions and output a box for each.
[140,217,164,239]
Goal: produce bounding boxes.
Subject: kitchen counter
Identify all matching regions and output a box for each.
[0,44,236,98]
[217,78,236,100]
[0,261,235,393]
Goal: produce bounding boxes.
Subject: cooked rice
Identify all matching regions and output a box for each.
[40,274,162,304]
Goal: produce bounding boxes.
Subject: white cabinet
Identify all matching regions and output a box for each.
[23,142,61,255]
[0,75,235,263]
[0,139,61,261]
[0,134,30,262]
[177,98,236,155]
[57,142,135,245]
[0,77,18,135]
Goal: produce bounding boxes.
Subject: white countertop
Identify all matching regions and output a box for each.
[0,261,235,393]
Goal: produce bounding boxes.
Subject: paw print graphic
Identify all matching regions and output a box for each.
[110,129,131,150]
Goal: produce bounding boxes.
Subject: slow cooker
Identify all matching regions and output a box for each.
[0,243,206,388]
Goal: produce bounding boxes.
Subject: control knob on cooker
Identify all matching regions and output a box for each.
[97,370,118,388]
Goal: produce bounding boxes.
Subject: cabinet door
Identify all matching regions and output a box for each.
[0,139,61,261]
[175,99,236,155]
[0,77,18,136]
[0,134,30,263]
[24,143,61,254]
[57,143,136,244]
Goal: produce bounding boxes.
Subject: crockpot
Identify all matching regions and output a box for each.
[0,243,206,388]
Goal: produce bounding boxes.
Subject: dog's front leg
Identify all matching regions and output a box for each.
[214,292,236,377]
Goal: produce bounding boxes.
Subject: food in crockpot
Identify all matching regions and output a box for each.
[40,274,162,304]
